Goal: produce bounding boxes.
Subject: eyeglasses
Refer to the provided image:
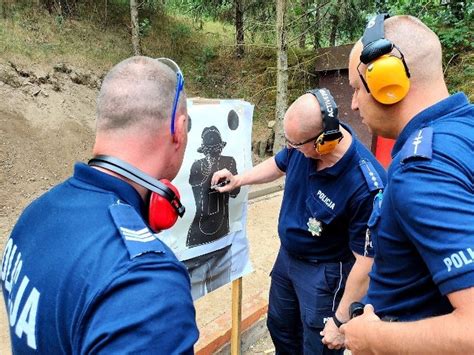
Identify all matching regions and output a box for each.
[357,61,371,93]
[285,131,323,149]
[156,57,185,135]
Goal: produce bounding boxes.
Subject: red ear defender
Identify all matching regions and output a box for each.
[88,156,185,233]
[149,179,181,232]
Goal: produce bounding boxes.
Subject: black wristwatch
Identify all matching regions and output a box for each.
[332,315,345,328]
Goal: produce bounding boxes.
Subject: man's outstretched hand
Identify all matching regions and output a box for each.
[211,169,241,193]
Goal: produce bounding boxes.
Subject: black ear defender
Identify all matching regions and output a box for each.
[306,88,343,155]
[88,155,185,232]
[359,13,411,104]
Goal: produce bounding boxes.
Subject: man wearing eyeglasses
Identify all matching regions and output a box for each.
[1,56,198,353]
[212,89,386,354]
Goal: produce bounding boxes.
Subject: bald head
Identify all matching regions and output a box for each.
[386,16,443,84]
[285,93,323,135]
[349,15,449,138]
[96,56,186,134]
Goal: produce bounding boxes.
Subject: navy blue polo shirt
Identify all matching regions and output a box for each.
[1,163,198,353]
[366,93,474,320]
[274,124,386,262]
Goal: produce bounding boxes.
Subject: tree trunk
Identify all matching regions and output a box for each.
[329,12,339,46]
[273,0,289,153]
[130,0,141,56]
[235,0,244,58]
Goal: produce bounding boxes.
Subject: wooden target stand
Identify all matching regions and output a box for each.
[231,277,243,354]
[229,184,284,354]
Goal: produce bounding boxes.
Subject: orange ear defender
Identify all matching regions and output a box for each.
[306,88,343,155]
[359,13,411,104]
[314,136,340,155]
[88,155,185,232]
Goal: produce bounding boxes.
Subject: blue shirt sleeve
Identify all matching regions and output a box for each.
[77,256,198,354]
[274,147,290,172]
[391,159,474,296]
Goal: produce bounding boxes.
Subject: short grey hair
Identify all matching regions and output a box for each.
[96,56,186,132]
[385,15,444,84]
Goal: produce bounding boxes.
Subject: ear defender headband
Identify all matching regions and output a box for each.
[359,13,411,104]
[88,155,185,232]
[306,88,343,155]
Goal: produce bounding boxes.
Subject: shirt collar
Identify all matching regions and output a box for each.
[310,122,357,177]
[72,162,145,213]
[392,93,469,157]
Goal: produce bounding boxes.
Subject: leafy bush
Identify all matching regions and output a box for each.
[170,22,192,43]
[389,0,473,61]
[139,18,151,37]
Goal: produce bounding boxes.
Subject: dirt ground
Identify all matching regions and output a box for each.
[0,60,99,353]
[0,60,283,353]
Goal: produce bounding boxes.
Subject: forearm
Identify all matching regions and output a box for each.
[364,311,474,354]
[238,157,284,186]
[335,255,372,322]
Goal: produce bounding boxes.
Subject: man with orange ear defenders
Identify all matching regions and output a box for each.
[1,56,198,353]
[342,15,474,354]
[211,88,386,354]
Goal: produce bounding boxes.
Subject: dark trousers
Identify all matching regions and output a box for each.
[267,248,353,355]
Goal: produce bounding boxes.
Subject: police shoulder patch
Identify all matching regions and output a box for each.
[109,202,166,259]
[400,127,433,164]
[359,159,384,192]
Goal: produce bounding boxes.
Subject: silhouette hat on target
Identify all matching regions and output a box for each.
[197,126,227,153]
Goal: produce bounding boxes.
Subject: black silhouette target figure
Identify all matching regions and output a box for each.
[186,121,241,247]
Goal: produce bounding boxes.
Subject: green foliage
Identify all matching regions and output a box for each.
[201,46,217,63]
[0,6,131,68]
[170,22,192,39]
[193,45,217,83]
[139,18,152,37]
[388,0,473,59]
[445,52,474,100]
[55,14,64,28]
[324,0,377,44]
[165,0,377,49]
[140,0,163,12]
[0,0,471,138]
[437,15,472,57]
[166,0,233,22]
[388,0,473,96]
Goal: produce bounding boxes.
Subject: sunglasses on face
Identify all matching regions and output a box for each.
[156,57,185,135]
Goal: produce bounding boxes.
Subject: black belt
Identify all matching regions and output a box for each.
[288,251,353,265]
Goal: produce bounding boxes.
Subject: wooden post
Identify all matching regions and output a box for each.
[130,0,142,55]
[231,277,243,355]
